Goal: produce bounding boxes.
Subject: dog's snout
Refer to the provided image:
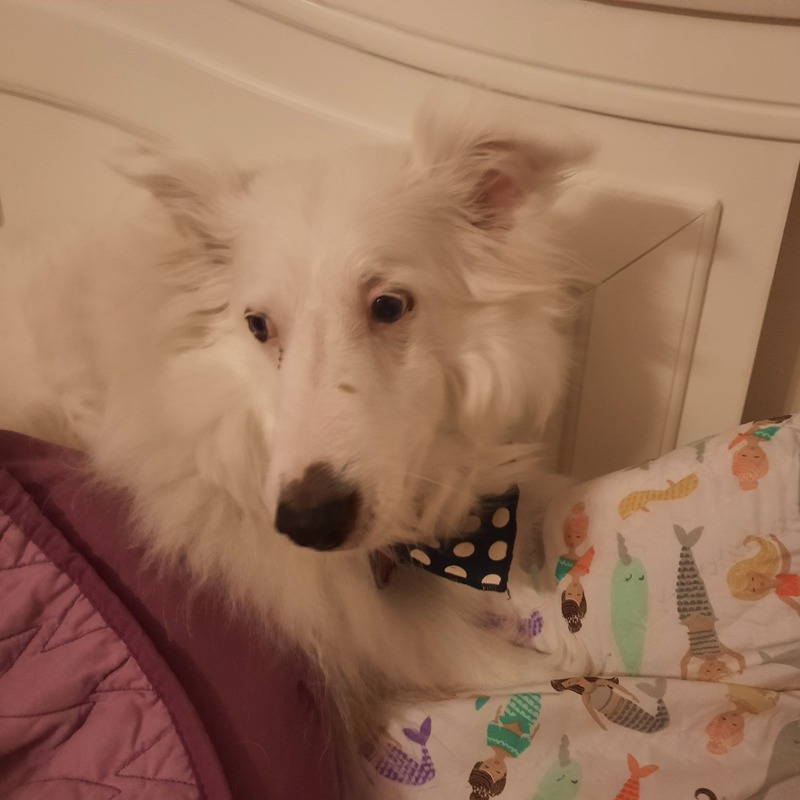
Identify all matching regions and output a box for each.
[275,462,361,551]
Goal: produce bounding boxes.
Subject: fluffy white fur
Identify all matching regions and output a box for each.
[0,106,587,791]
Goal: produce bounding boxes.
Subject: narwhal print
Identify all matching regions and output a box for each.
[749,718,800,800]
[674,525,745,681]
[531,735,581,800]
[611,533,648,674]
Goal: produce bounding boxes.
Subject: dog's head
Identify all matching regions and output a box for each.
[118,107,579,554]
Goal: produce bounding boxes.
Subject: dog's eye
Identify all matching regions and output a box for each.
[370,293,413,324]
[245,311,271,342]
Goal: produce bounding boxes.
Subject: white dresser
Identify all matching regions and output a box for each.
[1,0,798,478]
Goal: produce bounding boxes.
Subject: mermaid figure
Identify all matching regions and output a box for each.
[560,547,595,634]
[727,534,800,616]
[550,676,669,734]
[705,685,778,754]
[555,502,589,581]
[728,421,780,491]
[468,693,541,799]
[675,525,745,680]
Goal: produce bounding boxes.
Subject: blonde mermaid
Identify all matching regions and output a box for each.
[727,535,800,616]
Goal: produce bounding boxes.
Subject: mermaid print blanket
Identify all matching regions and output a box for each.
[365,415,800,800]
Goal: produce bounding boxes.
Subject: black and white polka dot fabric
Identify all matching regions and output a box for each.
[395,487,519,592]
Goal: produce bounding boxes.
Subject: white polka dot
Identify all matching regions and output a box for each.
[444,565,468,579]
[462,514,481,533]
[453,542,475,558]
[492,507,510,528]
[482,574,502,586]
[488,541,508,561]
[410,549,431,565]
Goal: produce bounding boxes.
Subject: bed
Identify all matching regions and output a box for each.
[364,415,800,799]
[1,1,800,798]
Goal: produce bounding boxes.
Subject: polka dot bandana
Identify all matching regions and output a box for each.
[374,487,519,592]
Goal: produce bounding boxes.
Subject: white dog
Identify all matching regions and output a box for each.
[0,106,586,790]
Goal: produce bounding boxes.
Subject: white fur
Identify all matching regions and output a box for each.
[0,106,588,792]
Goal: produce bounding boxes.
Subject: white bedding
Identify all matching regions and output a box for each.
[365,415,800,800]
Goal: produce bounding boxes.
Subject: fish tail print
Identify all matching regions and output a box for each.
[674,525,704,549]
[635,677,666,701]
[627,754,659,781]
[613,754,658,800]
[402,716,431,746]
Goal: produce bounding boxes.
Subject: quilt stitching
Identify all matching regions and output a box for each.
[0,513,205,797]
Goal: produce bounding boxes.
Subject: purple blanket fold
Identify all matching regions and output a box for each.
[0,466,232,799]
[0,432,340,800]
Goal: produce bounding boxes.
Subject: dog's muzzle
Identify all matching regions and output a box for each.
[275,462,362,551]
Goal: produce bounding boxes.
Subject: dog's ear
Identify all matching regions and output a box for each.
[109,142,254,243]
[412,106,580,230]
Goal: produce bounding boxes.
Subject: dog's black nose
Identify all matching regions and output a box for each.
[275,462,361,551]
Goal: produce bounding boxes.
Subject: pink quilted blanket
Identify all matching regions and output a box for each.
[0,468,232,799]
